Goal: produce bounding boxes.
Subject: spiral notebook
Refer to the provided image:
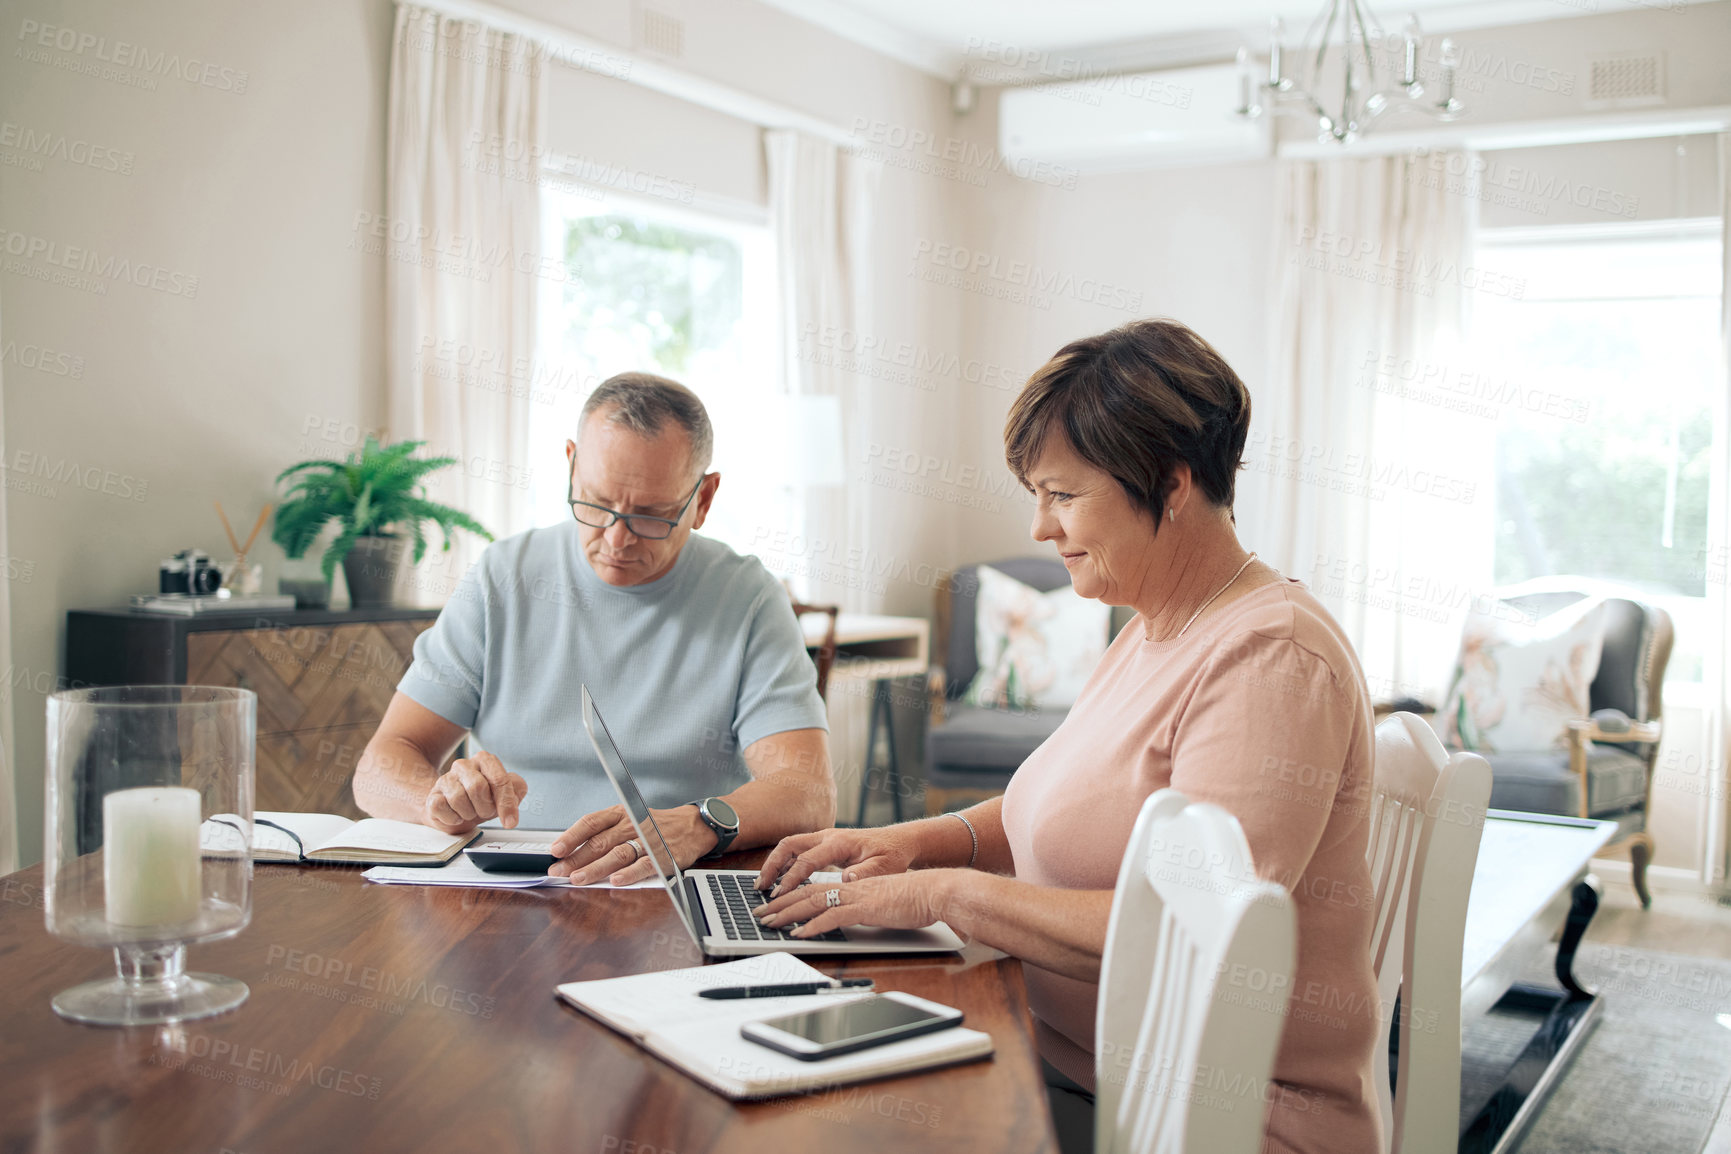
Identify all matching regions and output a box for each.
[555,953,995,1099]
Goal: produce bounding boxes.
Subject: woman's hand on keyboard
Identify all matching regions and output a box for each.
[755,869,957,938]
[754,826,919,897]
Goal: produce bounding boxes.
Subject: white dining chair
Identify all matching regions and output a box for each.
[1095,789,1295,1154]
[1366,712,1493,1154]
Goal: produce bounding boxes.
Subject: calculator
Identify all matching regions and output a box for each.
[463,839,561,873]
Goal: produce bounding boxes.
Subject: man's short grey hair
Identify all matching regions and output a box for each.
[580,372,714,476]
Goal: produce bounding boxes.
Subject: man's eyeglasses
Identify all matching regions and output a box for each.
[567,471,706,540]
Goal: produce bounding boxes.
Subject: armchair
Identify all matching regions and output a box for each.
[922,559,1106,815]
[1446,580,1672,907]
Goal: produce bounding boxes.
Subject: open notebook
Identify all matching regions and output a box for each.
[555,953,994,1099]
[203,812,476,866]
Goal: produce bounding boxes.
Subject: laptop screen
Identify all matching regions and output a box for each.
[580,685,703,946]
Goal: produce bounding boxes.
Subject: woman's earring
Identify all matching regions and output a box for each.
[1167,508,1175,522]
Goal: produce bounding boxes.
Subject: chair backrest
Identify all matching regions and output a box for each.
[1096,790,1295,1154]
[1496,584,1674,729]
[937,559,1073,700]
[1366,713,1493,1154]
[790,599,840,702]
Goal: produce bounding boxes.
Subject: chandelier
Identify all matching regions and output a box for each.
[1235,0,1464,144]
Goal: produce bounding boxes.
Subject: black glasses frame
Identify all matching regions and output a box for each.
[567,469,706,540]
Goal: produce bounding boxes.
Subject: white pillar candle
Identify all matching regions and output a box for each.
[104,786,203,929]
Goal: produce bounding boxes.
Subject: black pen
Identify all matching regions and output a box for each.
[698,979,874,1000]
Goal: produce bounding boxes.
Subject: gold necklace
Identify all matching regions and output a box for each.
[1161,552,1259,641]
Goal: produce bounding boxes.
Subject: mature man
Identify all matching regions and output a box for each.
[352,373,834,884]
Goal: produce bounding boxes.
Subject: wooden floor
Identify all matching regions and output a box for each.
[1580,879,1731,1154]
[1584,881,1731,958]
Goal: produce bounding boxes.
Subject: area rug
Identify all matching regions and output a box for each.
[1457,942,1731,1154]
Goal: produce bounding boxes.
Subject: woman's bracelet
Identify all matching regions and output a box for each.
[943,810,978,869]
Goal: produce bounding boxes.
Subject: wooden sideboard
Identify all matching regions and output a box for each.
[65,607,442,817]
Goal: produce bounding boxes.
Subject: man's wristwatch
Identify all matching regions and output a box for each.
[690,797,740,859]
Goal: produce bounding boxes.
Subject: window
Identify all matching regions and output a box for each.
[536,186,784,558]
[1470,221,1724,686]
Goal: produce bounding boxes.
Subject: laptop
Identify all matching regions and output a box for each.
[581,685,964,957]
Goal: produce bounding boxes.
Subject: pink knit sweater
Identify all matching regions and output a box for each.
[1000,579,1384,1154]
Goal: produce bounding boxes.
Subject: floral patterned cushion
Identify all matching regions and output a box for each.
[1441,598,1607,754]
[961,564,1110,710]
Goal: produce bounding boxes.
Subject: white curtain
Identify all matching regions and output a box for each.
[1240,152,1494,706]
[766,130,884,825]
[765,129,880,613]
[385,4,545,597]
[1708,132,1731,889]
[0,303,13,876]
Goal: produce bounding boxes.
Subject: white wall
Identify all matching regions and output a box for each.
[1,0,394,865]
[1402,4,1731,132]
[951,147,1280,568]
[1477,133,1722,229]
[543,64,766,208]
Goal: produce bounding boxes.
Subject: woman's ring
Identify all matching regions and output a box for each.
[824,888,842,908]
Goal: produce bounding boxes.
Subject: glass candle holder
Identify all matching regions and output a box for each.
[44,685,256,1026]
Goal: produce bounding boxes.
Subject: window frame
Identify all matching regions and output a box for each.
[533,176,787,560]
[1470,215,1725,701]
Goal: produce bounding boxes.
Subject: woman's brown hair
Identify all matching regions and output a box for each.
[1004,318,1252,524]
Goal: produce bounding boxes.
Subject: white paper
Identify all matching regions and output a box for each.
[253,811,357,859]
[311,817,469,857]
[556,955,995,1099]
[565,954,831,1032]
[362,853,663,889]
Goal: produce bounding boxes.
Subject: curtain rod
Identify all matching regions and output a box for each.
[398,0,854,147]
[1278,105,1731,160]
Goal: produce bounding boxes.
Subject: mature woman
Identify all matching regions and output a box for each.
[754,318,1382,1154]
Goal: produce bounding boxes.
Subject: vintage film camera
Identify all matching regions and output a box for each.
[159,549,224,596]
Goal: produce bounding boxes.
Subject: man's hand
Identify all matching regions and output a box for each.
[549,804,719,885]
[421,752,527,834]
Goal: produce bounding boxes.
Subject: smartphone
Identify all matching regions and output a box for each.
[739,992,963,1061]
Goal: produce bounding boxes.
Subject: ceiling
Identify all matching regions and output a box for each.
[754,0,1706,80]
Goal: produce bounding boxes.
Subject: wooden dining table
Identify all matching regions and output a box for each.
[0,851,1058,1154]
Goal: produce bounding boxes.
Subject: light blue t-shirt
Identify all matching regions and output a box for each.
[398,523,828,826]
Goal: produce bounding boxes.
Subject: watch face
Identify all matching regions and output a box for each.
[704,797,739,831]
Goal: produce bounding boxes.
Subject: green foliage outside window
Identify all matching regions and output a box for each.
[561,215,743,373]
[1485,295,1716,599]
[1495,409,1712,594]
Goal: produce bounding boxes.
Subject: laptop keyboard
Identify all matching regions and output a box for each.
[707,873,846,943]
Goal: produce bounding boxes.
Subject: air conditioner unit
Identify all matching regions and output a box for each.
[999,61,1272,174]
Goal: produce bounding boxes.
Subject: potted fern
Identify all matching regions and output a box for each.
[272,437,493,607]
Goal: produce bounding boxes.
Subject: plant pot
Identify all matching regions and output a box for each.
[341,536,406,607]
[278,577,331,610]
